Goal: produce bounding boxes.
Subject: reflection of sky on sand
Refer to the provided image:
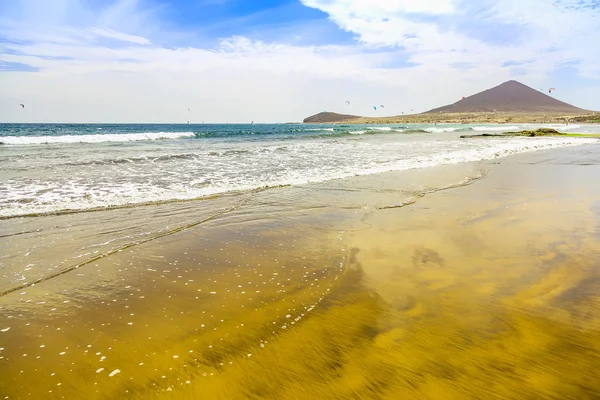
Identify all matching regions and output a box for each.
[2,144,600,398]
[339,147,600,398]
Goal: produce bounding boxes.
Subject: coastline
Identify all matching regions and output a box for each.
[2,142,600,398]
[304,112,600,125]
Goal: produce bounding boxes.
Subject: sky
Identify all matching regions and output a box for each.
[1,0,599,123]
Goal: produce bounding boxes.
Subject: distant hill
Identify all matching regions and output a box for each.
[425,80,586,114]
[303,112,360,123]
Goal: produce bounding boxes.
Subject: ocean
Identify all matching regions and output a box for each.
[1,122,598,219]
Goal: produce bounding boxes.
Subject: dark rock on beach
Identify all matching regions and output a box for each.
[460,128,563,138]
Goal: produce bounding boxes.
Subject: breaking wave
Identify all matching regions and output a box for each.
[0,132,196,145]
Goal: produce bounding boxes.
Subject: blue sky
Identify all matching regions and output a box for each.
[1,0,599,122]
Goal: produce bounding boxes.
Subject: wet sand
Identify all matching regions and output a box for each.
[2,144,600,399]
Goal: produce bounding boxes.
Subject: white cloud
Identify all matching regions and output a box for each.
[299,0,600,75]
[1,0,599,122]
[301,0,456,15]
[85,27,151,45]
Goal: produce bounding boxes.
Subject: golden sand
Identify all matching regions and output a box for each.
[1,153,600,399]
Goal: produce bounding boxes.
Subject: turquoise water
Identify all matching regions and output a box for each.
[1,123,597,218]
[0,122,510,143]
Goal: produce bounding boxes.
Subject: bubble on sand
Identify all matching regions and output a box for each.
[96,368,104,373]
[173,355,179,359]
[59,352,66,355]
[109,369,120,377]
[1,328,10,333]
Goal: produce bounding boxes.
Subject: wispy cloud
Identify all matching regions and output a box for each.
[86,27,151,45]
[299,0,600,77]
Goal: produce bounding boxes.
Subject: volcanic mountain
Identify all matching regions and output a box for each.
[425,80,586,114]
[303,112,360,123]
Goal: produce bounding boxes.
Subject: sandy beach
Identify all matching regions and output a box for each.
[4,0,600,397]
[2,141,600,399]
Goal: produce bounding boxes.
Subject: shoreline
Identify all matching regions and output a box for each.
[304,112,600,125]
[2,142,600,398]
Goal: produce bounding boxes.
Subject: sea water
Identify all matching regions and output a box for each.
[1,123,598,218]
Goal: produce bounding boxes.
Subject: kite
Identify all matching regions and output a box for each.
[548,88,555,94]
[20,104,25,108]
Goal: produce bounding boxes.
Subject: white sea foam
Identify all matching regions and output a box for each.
[424,127,460,133]
[472,126,520,131]
[367,127,393,131]
[306,128,334,132]
[1,127,597,218]
[0,132,195,145]
[558,124,581,131]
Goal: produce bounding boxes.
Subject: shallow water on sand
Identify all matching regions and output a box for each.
[2,144,600,399]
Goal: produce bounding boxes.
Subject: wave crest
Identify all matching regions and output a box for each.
[0,132,196,145]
